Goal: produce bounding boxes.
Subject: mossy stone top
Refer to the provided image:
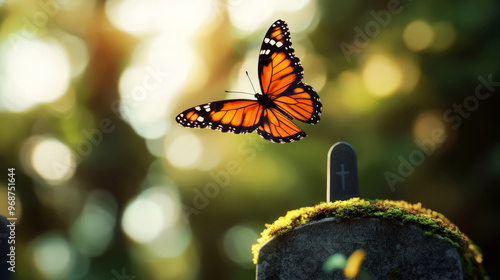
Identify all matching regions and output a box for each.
[252,198,488,279]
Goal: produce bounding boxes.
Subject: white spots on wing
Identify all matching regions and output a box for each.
[197,116,204,122]
[264,38,270,43]
[203,104,211,112]
[195,106,201,111]
[276,41,283,48]
[265,49,270,55]
[270,39,276,45]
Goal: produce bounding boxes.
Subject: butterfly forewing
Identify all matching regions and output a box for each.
[176,100,262,134]
[258,20,303,98]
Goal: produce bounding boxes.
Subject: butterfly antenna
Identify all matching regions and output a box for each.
[225,90,253,95]
[225,71,259,96]
[246,71,258,94]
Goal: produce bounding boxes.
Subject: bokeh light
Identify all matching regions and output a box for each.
[70,190,117,257]
[229,0,315,33]
[362,54,403,97]
[0,38,70,112]
[106,0,213,37]
[165,132,203,170]
[430,21,456,51]
[26,136,75,184]
[223,224,259,267]
[117,34,196,139]
[228,0,277,32]
[403,20,434,52]
[122,186,186,246]
[31,233,86,280]
[413,111,447,148]
[105,0,162,35]
[122,193,166,243]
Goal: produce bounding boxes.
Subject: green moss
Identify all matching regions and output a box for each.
[252,198,488,278]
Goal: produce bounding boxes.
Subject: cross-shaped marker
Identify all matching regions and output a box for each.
[327,142,359,202]
[336,164,350,191]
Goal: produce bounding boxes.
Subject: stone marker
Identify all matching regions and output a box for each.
[256,218,463,279]
[327,142,359,202]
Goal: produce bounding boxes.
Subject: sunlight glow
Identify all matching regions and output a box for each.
[30,137,75,184]
[362,55,402,97]
[413,111,447,148]
[105,0,161,35]
[106,0,213,37]
[32,234,77,279]
[274,0,310,12]
[166,132,203,170]
[228,0,276,32]
[0,38,71,112]
[122,186,183,245]
[122,195,165,243]
[229,0,315,33]
[403,20,434,52]
[118,37,195,139]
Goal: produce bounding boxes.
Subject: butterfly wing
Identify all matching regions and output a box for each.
[256,108,306,143]
[258,19,322,125]
[176,100,263,134]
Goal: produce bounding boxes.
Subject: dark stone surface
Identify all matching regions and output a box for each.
[328,142,359,201]
[256,218,463,280]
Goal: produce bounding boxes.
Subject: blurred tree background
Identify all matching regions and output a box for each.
[0,0,498,279]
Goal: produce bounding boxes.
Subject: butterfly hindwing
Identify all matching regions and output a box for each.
[272,82,321,124]
[176,100,263,134]
[256,108,306,143]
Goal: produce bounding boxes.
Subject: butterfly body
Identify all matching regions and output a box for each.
[176,19,322,143]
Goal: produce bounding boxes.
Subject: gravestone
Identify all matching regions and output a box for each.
[255,142,469,279]
[327,142,359,202]
[256,218,463,279]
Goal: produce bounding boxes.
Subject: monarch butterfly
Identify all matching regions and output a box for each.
[176,19,321,143]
